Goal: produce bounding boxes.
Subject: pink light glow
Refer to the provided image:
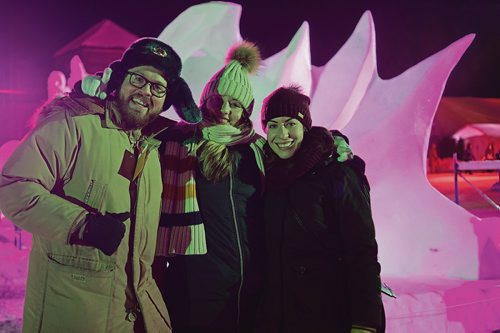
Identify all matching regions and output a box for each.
[1,3,500,331]
[0,90,26,95]
[157,4,500,280]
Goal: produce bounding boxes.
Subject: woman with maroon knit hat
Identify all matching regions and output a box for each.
[259,85,385,333]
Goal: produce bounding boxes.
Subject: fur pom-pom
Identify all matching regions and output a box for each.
[226,41,261,74]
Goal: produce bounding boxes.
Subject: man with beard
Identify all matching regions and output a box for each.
[0,38,201,333]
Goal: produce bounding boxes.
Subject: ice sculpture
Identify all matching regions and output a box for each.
[47,55,88,101]
[155,2,500,279]
[158,2,243,103]
[47,70,70,101]
[67,55,88,89]
[0,140,20,172]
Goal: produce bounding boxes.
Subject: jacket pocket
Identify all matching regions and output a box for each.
[83,179,108,212]
[48,252,116,271]
[40,255,115,333]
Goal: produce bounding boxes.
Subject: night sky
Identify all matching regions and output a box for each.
[1,0,500,97]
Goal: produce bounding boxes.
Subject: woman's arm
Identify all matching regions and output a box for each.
[334,165,383,331]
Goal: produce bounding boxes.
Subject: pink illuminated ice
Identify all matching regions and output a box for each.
[156,4,500,280]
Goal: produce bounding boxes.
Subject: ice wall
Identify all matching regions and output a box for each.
[156,2,500,279]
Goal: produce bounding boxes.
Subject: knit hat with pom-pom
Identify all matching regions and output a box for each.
[200,41,261,114]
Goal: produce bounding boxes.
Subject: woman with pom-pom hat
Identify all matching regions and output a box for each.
[152,41,266,333]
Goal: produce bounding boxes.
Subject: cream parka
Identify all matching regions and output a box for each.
[0,96,171,332]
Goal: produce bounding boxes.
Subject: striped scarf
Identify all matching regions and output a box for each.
[156,122,265,256]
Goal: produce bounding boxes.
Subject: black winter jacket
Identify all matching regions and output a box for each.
[259,127,384,333]
[158,142,266,333]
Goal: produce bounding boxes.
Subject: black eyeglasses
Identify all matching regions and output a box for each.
[127,71,167,98]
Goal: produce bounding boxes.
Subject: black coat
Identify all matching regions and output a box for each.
[259,152,384,333]
[159,142,266,333]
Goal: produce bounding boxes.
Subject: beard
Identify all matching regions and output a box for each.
[116,92,163,130]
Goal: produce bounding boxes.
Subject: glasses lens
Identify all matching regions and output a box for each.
[151,84,167,97]
[130,73,146,88]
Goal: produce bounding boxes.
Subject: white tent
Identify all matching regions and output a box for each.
[452,123,500,161]
[452,123,500,140]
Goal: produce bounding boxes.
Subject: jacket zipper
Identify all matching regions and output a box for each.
[288,190,309,234]
[131,142,143,317]
[229,170,244,328]
[290,205,308,233]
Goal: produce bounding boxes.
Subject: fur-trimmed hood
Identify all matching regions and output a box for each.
[30,95,106,128]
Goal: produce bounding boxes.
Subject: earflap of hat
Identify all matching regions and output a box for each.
[167,77,202,124]
[105,61,126,94]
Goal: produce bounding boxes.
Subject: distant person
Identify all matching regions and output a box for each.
[428,142,440,173]
[463,143,474,161]
[483,143,495,160]
[456,138,465,161]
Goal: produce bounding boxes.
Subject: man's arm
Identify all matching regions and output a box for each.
[0,110,87,244]
[335,166,383,331]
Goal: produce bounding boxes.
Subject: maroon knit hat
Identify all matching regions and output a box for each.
[261,85,312,131]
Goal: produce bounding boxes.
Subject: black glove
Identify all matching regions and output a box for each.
[80,212,129,255]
